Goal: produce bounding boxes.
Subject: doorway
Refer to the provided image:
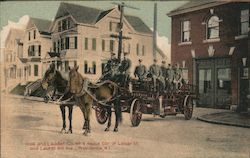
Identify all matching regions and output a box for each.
[196,58,231,108]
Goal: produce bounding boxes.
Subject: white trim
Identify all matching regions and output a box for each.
[203,38,220,43]
[178,41,192,46]
[167,1,230,17]
[235,34,248,40]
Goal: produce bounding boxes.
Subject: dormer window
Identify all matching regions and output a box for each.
[207,16,219,39]
[240,9,249,35]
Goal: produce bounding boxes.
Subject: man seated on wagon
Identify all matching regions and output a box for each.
[148,59,165,92]
[167,64,175,91]
[160,60,169,91]
[134,59,147,81]
[101,52,119,81]
[116,52,131,87]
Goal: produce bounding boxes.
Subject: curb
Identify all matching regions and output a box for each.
[197,114,250,128]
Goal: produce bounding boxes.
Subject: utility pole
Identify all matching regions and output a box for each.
[118,2,124,62]
[112,2,139,62]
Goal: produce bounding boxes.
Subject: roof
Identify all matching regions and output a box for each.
[30,17,52,34]
[56,2,102,24]
[5,28,24,44]
[55,2,151,34]
[167,0,230,16]
[125,15,152,34]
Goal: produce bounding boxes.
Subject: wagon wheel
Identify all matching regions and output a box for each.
[183,96,193,120]
[95,105,108,124]
[130,99,142,127]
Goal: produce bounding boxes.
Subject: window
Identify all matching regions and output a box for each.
[38,45,41,56]
[109,21,119,32]
[207,16,219,39]
[102,40,105,51]
[240,9,249,35]
[34,30,36,39]
[84,61,96,74]
[136,43,139,55]
[110,40,114,52]
[92,38,96,50]
[53,42,56,52]
[181,20,191,42]
[142,45,145,56]
[28,32,31,41]
[85,38,88,50]
[69,37,74,49]
[65,37,69,49]
[58,21,62,32]
[57,40,60,52]
[84,61,88,73]
[62,19,67,31]
[74,37,77,49]
[34,65,38,76]
[109,22,112,31]
[92,61,96,74]
[128,44,131,53]
[217,68,231,94]
[29,65,31,76]
[61,38,64,50]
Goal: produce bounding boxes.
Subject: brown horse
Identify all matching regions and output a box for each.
[41,63,75,134]
[68,66,122,134]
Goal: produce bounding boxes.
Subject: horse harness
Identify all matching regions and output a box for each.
[73,79,118,107]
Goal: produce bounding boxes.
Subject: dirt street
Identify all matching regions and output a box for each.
[1,96,250,158]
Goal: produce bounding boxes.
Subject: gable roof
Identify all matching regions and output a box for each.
[56,2,102,24]
[125,15,152,34]
[55,2,152,34]
[167,0,230,16]
[30,17,52,34]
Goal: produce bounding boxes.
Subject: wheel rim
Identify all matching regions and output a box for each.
[184,97,193,119]
[131,100,142,126]
[95,106,108,124]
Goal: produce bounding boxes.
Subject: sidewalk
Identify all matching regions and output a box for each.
[197,110,250,128]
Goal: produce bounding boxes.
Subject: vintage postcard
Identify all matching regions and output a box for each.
[0,0,249,158]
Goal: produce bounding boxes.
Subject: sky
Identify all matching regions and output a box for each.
[0,1,188,40]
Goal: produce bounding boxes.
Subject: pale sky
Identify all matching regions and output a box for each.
[0,1,188,40]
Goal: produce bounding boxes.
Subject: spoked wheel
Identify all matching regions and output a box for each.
[130,99,142,127]
[183,96,193,120]
[95,105,108,124]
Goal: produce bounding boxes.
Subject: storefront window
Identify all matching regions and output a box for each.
[217,68,231,94]
[199,69,212,94]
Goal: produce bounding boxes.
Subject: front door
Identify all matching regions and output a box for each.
[196,58,231,108]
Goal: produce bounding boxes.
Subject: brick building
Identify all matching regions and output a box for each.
[168,1,249,110]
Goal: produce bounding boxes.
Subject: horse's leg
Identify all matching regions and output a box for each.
[114,98,122,132]
[60,105,66,133]
[79,104,89,136]
[67,105,73,134]
[105,106,112,131]
[86,103,92,133]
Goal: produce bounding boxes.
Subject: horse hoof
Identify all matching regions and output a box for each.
[83,131,88,136]
[66,129,73,134]
[104,128,109,131]
[113,128,118,132]
[60,128,66,134]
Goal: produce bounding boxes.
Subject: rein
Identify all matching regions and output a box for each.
[73,78,117,107]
